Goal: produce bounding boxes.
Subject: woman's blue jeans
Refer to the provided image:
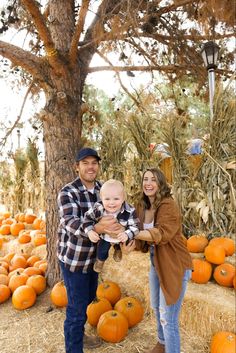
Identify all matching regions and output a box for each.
[59,261,98,353]
[149,247,191,353]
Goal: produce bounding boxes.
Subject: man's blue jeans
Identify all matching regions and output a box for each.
[149,247,191,353]
[60,261,98,353]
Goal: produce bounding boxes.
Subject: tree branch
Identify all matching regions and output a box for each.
[69,0,90,65]
[88,64,186,73]
[0,82,34,152]
[0,40,44,80]
[21,0,65,74]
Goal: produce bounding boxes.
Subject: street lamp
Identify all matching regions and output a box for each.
[200,41,220,120]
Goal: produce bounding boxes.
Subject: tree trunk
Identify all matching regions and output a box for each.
[42,73,84,286]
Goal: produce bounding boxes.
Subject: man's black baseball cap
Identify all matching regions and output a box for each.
[76,147,101,162]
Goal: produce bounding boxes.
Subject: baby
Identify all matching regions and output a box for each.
[82,179,140,272]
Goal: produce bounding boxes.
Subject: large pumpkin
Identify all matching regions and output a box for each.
[211,331,235,353]
[87,297,112,326]
[97,310,129,343]
[191,259,212,284]
[209,237,235,256]
[96,281,121,305]
[12,285,36,310]
[50,281,68,307]
[187,234,208,253]
[204,245,225,265]
[213,263,235,287]
[114,296,144,328]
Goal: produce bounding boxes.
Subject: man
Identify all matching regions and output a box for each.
[57,147,121,353]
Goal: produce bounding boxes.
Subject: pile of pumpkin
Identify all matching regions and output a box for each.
[0,251,47,308]
[0,211,46,248]
[186,234,236,288]
[50,280,144,343]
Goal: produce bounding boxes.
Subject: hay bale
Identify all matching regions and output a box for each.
[31,244,47,259]
[181,281,235,338]
[0,238,34,256]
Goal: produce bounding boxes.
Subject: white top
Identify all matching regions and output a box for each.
[143,221,154,230]
[102,211,120,243]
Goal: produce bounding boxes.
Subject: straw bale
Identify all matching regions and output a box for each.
[31,244,47,259]
[0,238,34,256]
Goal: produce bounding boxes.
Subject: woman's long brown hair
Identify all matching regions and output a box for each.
[141,168,172,210]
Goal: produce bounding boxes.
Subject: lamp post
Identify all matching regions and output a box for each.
[200,41,220,121]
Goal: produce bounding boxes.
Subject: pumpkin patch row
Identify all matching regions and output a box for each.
[50,280,144,343]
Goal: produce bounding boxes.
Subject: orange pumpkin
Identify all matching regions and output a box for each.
[26,274,46,295]
[87,298,112,327]
[114,296,144,328]
[10,255,27,271]
[96,281,121,306]
[2,211,11,219]
[2,218,16,225]
[0,284,11,303]
[8,272,29,292]
[204,245,225,265]
[32,218,43,230]
[0,224,11,235]
[50,281,68,307]
[24,213,37,224]
[97,310,129,343]
[191,259,212,284]
[209,237,235,256]
[33,233,47,247]
[26,255,41,267]
[18,232,31,244]
[187,234,208,253]
[213,263,235,287]
[10,222,25,236]
[0,274,9,286]
[12,285,36,310]
[210,331,235,353]
[0,266,8,275]
[23,266,42,277]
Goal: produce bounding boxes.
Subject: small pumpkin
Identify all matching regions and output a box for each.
[18,232,31,244]
[23,266,42,277]
[24,213,37,224]
[96,281,121,306]
[26,274,46,295]
[213,263,235,287]
[191,259,212,284]
[8,272,29,292]
[97,310,129,343]
[0,224,11,235]
[26,255,41,267]
[50,281,68,307]
[10,222,25,236]
[12,285,36,310]
[114,296,144,328]
[210,331,235,353]
[87,297,112,326]
[187,234,208,253]
[204,245,225,265]
[0,284,11,303]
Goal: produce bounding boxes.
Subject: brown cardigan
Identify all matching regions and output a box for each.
[135,197,192,305]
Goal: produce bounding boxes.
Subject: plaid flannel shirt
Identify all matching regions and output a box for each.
[82,200,140,240]
[57,177,102,272]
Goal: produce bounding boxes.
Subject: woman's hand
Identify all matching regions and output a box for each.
[120,240,136,254]
[135,230,153,242]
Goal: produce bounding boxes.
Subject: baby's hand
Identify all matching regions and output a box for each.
[88,230,100,243]
[117,232,128,243]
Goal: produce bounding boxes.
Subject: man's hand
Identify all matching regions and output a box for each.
[88,230,100,243]
[94,215,125,235]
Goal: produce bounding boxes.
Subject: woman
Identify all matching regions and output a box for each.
[134,168,192,353]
